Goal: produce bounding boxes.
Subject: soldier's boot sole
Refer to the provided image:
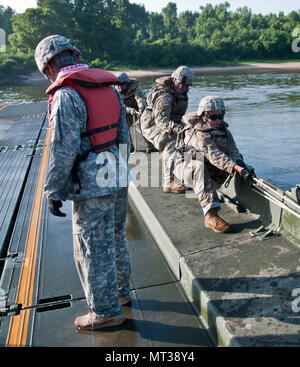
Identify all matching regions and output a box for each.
[163,186,186,194]
[75,313,126,330]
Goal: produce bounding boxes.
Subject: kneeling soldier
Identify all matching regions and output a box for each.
[173,95,254,233]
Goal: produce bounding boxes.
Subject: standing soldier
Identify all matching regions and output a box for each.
[35,35,131,330]
[116,72,155,153]
[140,66,194,194]
[173,95,255,233]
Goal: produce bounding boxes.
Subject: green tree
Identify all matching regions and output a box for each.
[162,2,178,38]
[2,0,300,76]
[71,0,117,61]
[177,10,198,42]
[8,6,75,52]
[147,12,164,41]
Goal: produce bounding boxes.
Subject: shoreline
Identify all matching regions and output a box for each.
[125,62,300,78]
[13,62,300,85]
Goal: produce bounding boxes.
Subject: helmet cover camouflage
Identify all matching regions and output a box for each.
[116,72,130,84]
[171,66,194,86]
[35,35,81,77]
[197,96,225,116]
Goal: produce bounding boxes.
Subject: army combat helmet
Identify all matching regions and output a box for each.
[35,35,81,78]
[116,72,130,84]
[171,66,194,86]
[197,96,225,116]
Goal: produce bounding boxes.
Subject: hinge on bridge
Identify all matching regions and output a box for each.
[0,252,25,265]
[0,289,21,317]
[251,225,276,240]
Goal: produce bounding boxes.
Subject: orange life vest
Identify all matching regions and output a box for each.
[46,68,121,153]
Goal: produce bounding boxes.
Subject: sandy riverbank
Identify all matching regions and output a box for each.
[21,62,300,84]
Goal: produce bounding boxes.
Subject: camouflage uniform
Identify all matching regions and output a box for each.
[72,188,130,316]
[118,77,155,152]
[119,78,146,127]
[45,77,131,317]
[140,76,189,186]
[174,111,243,214]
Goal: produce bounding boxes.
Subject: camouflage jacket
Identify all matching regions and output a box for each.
[140,76,188,148]
[120,79,146,113]
[178,111,243,173]
[44,86,131,201]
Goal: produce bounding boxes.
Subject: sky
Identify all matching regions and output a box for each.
[0,0,300,15]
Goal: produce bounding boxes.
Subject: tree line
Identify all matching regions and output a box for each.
[0,0,300,81]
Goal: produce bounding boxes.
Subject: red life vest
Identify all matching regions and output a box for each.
[46,68,121,153]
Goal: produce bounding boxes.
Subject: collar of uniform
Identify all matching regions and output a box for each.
[56,64,89,81]
[192,119,229,132]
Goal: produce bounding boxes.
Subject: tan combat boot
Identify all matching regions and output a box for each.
[75,312,126,330]
[204,208,231,233]
[163,180,186,194]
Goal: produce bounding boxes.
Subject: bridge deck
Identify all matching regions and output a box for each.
[0,103,211,347]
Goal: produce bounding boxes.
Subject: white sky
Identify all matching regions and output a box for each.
[130,0,300,15]
[0,0,299,15]
[0,0,37,13]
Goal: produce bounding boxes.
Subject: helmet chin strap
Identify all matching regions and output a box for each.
[44,62,58,82]
[45,51,77,81]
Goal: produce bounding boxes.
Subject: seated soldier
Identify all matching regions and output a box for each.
[173,95,254,233]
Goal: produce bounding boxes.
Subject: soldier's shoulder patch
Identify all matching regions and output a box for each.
[201,132,212,139]
[160,94,171,107]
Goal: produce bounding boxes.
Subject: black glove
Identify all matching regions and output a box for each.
[240,168,255,183]
[235,159,246,168]
[48,199,66,217]
[296,186,300,205]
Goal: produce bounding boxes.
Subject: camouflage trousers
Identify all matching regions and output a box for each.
[72,187,130,317]
[173,155,229,215]
[162,138,178,186]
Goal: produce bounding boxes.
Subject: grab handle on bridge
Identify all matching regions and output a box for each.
[251,176,300,219]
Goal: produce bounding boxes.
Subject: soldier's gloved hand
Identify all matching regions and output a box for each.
[236,160,256,175]
[48,199,66,217]
[245,163,255,175]
[235,159,246,168]
[126,107,139,117]
[172,124,183,135]
[240,168,255,183]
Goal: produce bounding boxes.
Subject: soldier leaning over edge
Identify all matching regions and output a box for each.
[116,71,155,153]
[35,35,131,331]
[140,66,194,194]
[173,96,255,233]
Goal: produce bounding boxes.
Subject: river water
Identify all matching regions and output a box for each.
[0,69,299,191]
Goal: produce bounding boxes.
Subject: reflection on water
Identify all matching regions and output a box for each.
[0,69,299,190]
[0,83,49,105]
